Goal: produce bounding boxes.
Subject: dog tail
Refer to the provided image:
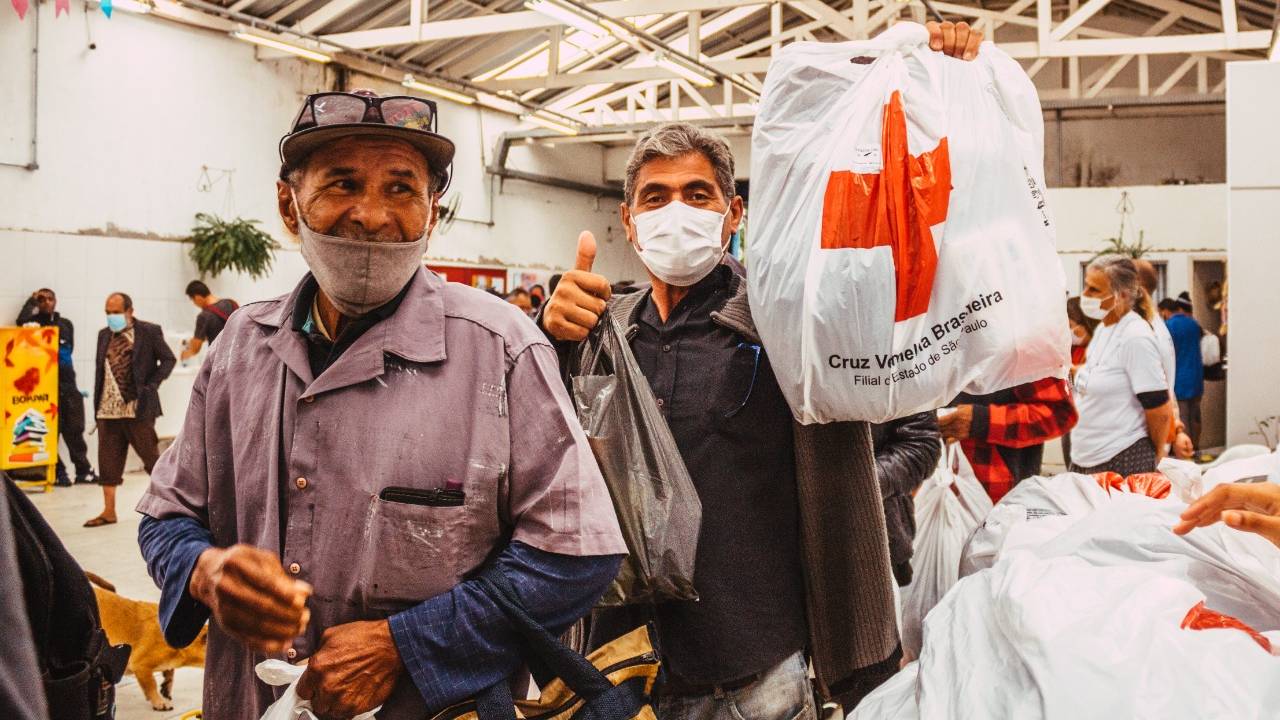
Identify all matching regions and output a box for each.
[84,571,116,593]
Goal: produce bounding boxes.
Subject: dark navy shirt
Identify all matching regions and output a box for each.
[591,265,808,686]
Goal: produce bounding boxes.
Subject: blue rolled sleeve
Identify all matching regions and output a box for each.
[389,540,622,712]
[138,514,214,648]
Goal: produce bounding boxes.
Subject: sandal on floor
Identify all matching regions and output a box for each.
[83,516,117,528]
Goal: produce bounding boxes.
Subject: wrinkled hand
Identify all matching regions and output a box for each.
[926,20,983,61]
[542,231,612,342]
[939,405,974,442]
[1173,431,1195,460]
[297,620,403,720]
[1173,482,1280,548]
[189,545,311,654]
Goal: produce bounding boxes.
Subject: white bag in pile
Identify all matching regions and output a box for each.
[899,443,993,657]
[748,23,1069,424]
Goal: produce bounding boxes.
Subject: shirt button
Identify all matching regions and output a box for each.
[295,477,308,490]
[303,396,315,404]
[286,648,297,660]
[288,562,301,575]
[656,398,665,408]
[662,344,671,353]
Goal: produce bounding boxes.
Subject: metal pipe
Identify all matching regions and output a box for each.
[488,131,622,197]
[2,2,39,170]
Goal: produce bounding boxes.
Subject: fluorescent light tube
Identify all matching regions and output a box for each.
[521,113,580,135]
[524,0,608,38]
[232,31,332,63]
[653,52,715,87]
[112,0,152,13]
[402,75,477,105]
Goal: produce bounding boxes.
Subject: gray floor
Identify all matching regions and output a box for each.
[25,473,205,719]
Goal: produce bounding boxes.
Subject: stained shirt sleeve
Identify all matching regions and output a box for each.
[388,541,622,712]
[503,341,626,556]
[138,515,213,648]
[136,350,217,649]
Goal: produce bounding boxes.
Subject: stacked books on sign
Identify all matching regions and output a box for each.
[9,408,50,464]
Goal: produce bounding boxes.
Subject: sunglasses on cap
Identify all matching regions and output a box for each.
[290,92,438,134]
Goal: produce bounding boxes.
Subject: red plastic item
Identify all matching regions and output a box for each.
[1181,601,1273,653]
[1091,472,1172,500]
[1123,472,1171,499]
[820,90,951,322]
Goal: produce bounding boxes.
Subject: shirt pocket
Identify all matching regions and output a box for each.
[358,493,467,610]
[711,342,763,419]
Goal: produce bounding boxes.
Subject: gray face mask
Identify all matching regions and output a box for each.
[293,195,429,317]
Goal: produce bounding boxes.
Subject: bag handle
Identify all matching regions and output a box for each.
[473,565,646,720]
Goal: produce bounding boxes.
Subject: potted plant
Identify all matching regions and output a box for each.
[187,213,280,280]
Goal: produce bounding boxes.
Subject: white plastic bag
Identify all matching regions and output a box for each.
[856,499,1280,720]
[256,660,380,720]
[748,23,1068,424]
[1201,332,1222,367]
[899,443,993,657]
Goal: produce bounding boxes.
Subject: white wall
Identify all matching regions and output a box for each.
[1047,184,1227,299]
[1226,61,1280,446]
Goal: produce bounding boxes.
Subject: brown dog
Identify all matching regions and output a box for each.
[86,572,208,711]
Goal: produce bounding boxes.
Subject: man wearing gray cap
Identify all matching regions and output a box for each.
[135,90,626,720]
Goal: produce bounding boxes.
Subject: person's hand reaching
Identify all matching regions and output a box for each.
[1173,482,1280,548]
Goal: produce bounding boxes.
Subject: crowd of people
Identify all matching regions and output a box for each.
[13,282,239,528]
[0,19,1263,720]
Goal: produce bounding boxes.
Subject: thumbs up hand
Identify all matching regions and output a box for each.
[543,231,613,342]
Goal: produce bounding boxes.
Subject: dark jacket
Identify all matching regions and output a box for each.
[94,320,176,421]
[607,274,898,702]
[871,414,942,587]
[17,298,79,388]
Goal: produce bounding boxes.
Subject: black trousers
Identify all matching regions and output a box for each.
[56,385,92,479]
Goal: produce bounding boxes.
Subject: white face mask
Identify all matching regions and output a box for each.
[293,192,429,317]
[1079,294,1111,321]
[631,201,730,287]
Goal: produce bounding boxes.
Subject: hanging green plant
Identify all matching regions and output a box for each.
[187,213,280,280]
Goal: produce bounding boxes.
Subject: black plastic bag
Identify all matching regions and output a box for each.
[569,313,701,606]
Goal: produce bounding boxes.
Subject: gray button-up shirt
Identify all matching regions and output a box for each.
[137,268,624,719]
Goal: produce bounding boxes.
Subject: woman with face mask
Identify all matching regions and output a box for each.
[1067,255,1174,476]
[1065,296,1100,368]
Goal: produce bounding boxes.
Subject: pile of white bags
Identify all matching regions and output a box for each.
[854,489,1280,720]
[748,23,1069,424]
[900,443,992,657]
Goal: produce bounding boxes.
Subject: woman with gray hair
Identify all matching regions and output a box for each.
[1068,254,1174,475]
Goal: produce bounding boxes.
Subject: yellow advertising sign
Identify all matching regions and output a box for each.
[1,326,60,471]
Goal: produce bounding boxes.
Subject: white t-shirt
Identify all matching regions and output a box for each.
[1151,316,1177,396]
[1071,312,1169,467]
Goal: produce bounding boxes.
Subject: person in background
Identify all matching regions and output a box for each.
[86,292,175,528]
[1133,260,1193,460]
[940,377,1077,502]
[1158,298,1179,322]
[1068,255,1173,476]
[529,284,547,311]
[505,287,534,316]
[181,281,240,360]
[1061,297,1100,468]
[548,273,563,299]
[1175,481,1280,548]
[871,413,942,587]
[16,289,98,486]
[136,89,623,720]
[1166,291,1205,451]
[1066,296,1099,368]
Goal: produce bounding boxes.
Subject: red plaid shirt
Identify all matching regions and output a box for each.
[959,378,1078,502]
